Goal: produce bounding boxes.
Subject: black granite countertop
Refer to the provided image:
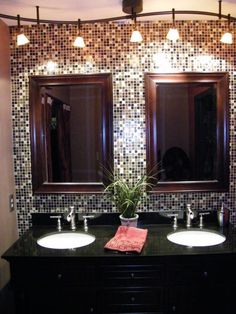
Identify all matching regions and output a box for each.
[2,217,236,261]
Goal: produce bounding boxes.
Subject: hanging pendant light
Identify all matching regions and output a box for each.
[166,8,180,42]
[130,11,143,43]
[16,14,30,46]
[73,19,86,48]
[130,30,143,43]
[220,14,233,44]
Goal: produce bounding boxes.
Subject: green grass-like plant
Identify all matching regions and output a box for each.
[104,173,155,218]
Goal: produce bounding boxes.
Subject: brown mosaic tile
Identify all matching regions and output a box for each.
[9,20,236,234]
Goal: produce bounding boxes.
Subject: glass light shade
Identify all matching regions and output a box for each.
[130,30,143,43]
[73,36,86,48]
[220,32,233,44]
[17,33,30,46]
[166,28,180,42]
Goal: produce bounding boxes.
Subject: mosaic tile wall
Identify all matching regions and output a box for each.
[9,20,236,234]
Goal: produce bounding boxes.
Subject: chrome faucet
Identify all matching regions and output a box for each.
[66,206,76,230]
[186,203,194,228]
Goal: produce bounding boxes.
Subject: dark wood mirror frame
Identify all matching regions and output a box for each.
[29,73,113,194]
[145,72,229,193]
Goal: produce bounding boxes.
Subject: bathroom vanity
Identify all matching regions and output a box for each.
[2,221,236,314]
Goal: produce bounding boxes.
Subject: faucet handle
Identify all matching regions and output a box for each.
[82,215,95,231]
[82,215,95,220]
[166,213,179,229]
[198,212,210,228]
[50,215,62,231]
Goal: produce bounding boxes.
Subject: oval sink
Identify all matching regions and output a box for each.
[37,231,95,249]
[167,229,226,247]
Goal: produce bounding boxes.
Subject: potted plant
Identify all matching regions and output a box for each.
[104,173,154,227]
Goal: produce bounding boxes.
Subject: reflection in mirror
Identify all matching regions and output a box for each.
[145,72,229,193]
[42,85,102,183]
[158,83,216,181]
[30,74,113,193]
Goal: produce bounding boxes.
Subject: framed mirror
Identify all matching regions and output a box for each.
[145,72,229,193]
[29,73,113,194]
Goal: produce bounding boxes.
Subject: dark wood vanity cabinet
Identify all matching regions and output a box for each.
[8,255,236,314]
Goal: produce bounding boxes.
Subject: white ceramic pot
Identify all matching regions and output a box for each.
[119,213,139,228]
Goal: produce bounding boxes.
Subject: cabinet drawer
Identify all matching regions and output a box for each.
[102,288,164,313]
[101,264,164,287]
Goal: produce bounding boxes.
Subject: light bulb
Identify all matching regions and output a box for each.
[17,33,30,46]
[73,36,86,48]
[166,28,180,42]
[46,60,57,73]
[130,30,143,43]
[220,32,233,44]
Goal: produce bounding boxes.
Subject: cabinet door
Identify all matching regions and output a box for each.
[23,287,96,314]
[168,283,236,314]
[202,261,236,314]
[168,285,203,314]
[11,261,96,314]
[24,287,61,314]
[167,257,236,314]
[60,288,97,314]
[205,283,236,314]
[167,262,208,314]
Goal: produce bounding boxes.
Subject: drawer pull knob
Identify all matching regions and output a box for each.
[57,273,62,280]
[172,305,176,312]
[131,296,135,302]
[90,307,94,312]
[130,273,135,278]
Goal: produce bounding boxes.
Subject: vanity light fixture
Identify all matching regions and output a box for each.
[2,0,235,45]
[166,8,180,42]
[73,19,86,48]
[16,14,30,46]
[220,14,233,44]
[130,11,143,43]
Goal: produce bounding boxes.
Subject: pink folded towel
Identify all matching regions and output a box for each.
[104,226,148,253]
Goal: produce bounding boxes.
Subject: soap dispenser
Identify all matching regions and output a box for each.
[217,202,229,227]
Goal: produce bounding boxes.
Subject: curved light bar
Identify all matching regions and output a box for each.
[0,10,236,25]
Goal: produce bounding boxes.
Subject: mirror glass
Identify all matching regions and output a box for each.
[42,85,102,183]
[145,72,229,193]
[30,74,113,193]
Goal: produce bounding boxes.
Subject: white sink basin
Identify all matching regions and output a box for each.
[37,231,95,249]
[167,229,226,247]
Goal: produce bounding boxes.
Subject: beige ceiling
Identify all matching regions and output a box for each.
[0,0,236,26]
